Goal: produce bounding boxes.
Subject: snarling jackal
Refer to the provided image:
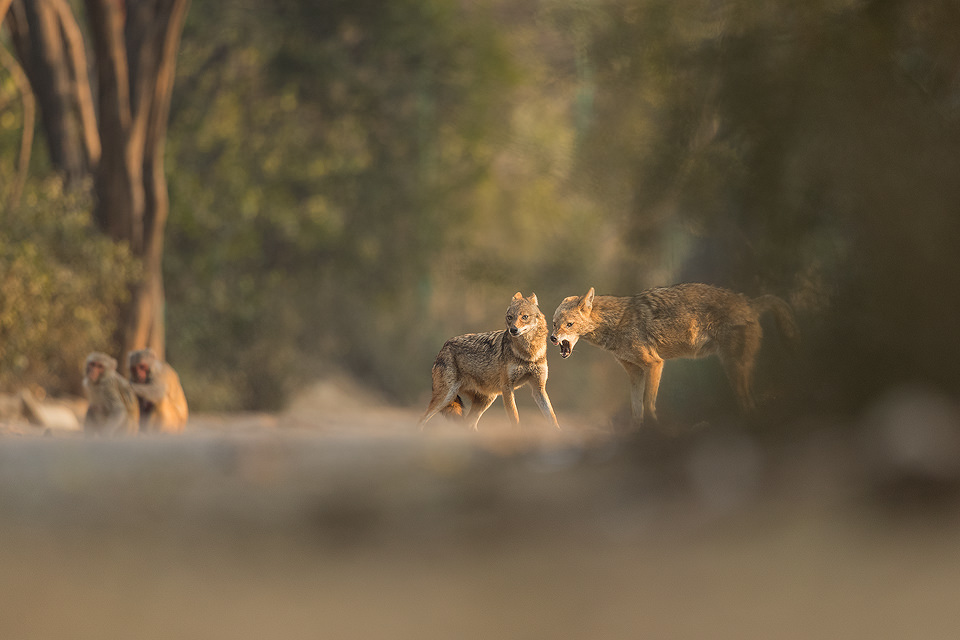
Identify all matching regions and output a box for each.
[550,283,798,425]
[419,292,560,431]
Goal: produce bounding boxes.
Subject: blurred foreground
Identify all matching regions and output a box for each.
[2,379,960,639]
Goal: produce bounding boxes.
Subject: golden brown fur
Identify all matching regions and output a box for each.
[551,283,798,425]
[419,292,560,431]
[83,352,140,435]
[128,349,188,434]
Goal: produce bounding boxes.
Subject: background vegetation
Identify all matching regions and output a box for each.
[2,0,959,422]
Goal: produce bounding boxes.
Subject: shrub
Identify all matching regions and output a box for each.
[0,178,140,395]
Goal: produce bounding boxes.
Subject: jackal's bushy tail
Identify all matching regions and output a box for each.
[752,295,800,345]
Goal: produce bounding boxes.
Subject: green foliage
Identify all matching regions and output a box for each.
[160,0,960,416]
[0,179,140,394]
[165,0,605,410]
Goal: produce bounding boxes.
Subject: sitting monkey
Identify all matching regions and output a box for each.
[83,352,139,435]
[127,349,188,433]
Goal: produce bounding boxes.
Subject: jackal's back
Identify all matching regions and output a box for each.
[435,331,507,371]
[635,283,749,317]
[616,283,752,355]
[431,330,509,390]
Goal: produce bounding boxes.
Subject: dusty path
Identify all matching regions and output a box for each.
[2,382,960,639]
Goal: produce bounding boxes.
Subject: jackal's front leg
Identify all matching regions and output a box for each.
[618,359,653,426]
[501,387,520,426]
[529,379,560,429]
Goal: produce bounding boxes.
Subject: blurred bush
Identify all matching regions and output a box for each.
[163,0,960,416]
[163,0,613,410]
[0,179,139,395]
[560,0,960,415]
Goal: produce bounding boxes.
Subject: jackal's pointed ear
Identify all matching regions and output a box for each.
[579,287,595,314]
[513,291,523,301]
[529,293,539,307]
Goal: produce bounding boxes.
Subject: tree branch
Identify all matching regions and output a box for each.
[18,0,85,183]
[0,41,34,210]
[126,0,191,356]
[0,0,14,29]
[84,0,143,246]
[49,0,100,168]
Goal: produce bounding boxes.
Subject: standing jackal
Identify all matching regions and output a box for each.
[550,283,798,425]
[419,292,561,431]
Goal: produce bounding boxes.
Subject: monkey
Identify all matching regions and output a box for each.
[127,348,188,433]
[83,352,140,435]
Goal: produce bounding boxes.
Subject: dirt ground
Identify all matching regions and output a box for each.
[2,378,960,639]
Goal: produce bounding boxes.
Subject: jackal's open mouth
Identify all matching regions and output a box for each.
[559,339,572,358]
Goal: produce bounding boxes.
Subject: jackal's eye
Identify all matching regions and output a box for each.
[566,322,573,328]
[506,315,513,322]
[522,315,528,321]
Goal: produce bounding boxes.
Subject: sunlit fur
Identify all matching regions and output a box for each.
[419,292,560,431]
[551,283,798,425]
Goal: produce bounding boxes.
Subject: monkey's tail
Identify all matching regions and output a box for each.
[752,294,800,346]
[440,395,465,418]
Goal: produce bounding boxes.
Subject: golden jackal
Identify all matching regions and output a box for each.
[419,292,561,431]
[550,283,798,425]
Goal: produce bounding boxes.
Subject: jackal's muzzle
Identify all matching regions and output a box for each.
[551,333,577,358]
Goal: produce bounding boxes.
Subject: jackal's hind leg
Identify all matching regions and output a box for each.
[465,392,496,431]
[719,323,761,412]
[418,384,461,429]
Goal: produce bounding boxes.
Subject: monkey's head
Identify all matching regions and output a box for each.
[128,349,158,383]
[85,352,117,383]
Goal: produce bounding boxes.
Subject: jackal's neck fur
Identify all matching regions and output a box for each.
[579,296,628,351]
[506,321,549,363]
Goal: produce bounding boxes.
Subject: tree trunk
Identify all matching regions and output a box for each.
[50,0,100,169]
[11,0,88,184]
[122,0,190,357]
[8,0,190,364]
[84,0,142,245]
[83,0,190,361]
